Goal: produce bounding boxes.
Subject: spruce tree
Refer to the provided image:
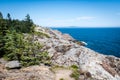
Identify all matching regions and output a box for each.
[0,19,10,57]
[0,12,3,19]
[24,14,33,33]
[7,13,11,21]
[0,12,51,66]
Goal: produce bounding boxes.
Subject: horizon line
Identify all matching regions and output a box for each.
[46,26,120,28]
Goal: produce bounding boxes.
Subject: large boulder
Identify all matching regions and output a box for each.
[5,61,21,69]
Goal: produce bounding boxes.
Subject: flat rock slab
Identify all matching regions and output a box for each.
[54,69,74,80]
[5,61,21,69]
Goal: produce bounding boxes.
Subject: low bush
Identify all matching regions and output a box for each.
[70,65,80,80]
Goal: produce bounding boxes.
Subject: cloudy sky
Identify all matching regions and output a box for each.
[0,0,120,27]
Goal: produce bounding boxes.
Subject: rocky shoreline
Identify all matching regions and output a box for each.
[0,26,120,80]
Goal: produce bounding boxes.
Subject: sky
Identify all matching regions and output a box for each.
[0,0,120,27]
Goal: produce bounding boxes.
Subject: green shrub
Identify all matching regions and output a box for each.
[59,78,64,80]
[3,32,51,67]
[70,65,80,80]
[71,65,79,70]
[70,70,80,80]
[0,12,51,67]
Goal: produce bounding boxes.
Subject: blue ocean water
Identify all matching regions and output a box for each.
[52,28,120,57]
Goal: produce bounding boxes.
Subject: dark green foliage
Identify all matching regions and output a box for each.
[0,12,33,33]
[20,35,50,67]
[23,14,33,33]
[0,12,51,67]
[3,32,24,61]
[0,19,10,57]
[7,13,11,21]
[3,32,50,67]
[0,19,9,36]
[0,12,3,19]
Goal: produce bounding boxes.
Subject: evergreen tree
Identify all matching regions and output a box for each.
[25,14,31,22]
[7,13,11,21]
[0,19,10,57]
[24,14,33,33]
[3,32,15,59]
[0,12,3,19]
[4,31,24,61]
[0,12,51,66]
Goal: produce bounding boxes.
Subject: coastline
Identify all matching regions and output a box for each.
[52,27,120,58]
[0,26,120,80]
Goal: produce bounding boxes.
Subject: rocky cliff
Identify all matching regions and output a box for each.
[36,26,120,80]
[0,26,120,80]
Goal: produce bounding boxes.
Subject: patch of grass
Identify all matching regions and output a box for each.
[50,65,65,72]
[70,65,80,80]
[51,65,65,69]
[70,65,79,70]
[70,70,80,80]
[50,65,80,80]
[34,31,50,38]
[59,78,64,80]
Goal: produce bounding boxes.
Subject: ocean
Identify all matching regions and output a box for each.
[52,27,120,58]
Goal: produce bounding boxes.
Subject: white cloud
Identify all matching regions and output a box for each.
[76,16,96,20]
[36,16,96,27]
[53,16,96,23]
[38,16,96,23]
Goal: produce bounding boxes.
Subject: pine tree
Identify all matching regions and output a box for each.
[0,19,10,57]
[3,32,15,59]
[0,12,3,19]
[7,13,11,21]
[24,14,33,33]
[0,12,51,66]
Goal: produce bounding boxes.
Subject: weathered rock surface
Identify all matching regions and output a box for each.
[35,26,120,80]
[5,61,21,69]
[0,26,120,80]
[54,69,74,80]
[0,63,7,80]
[0,65,55,80]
